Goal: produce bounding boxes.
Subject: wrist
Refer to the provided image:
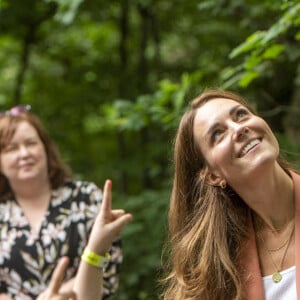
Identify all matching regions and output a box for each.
[81,247,111,269]
[86,243,110,256]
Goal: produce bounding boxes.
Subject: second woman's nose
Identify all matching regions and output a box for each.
[18,144,30,157]
[231,123,249,141]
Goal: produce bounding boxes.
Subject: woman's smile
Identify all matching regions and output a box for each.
[238,138,261,158]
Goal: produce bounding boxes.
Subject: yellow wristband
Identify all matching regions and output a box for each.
[81,247,111,269]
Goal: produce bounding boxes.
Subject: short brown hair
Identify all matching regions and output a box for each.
[0,112,72,198]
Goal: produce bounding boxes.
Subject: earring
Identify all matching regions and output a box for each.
[220,180,227,189]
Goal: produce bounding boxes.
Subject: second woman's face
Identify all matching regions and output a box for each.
[0,121,48,185]
[193,98,279,187]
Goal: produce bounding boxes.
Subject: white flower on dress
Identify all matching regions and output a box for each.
[41,223,66,246]
[0,227,19,264]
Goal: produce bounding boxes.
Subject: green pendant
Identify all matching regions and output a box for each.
[272,272,282,283]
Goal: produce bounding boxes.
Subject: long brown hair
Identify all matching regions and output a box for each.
[162,89,290,300]
[0,112,72,198]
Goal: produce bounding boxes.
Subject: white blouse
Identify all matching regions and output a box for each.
[263,266,296,300]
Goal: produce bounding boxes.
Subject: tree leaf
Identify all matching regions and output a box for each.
[238,71,260,87]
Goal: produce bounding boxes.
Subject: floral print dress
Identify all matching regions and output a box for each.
[0,180,122,299]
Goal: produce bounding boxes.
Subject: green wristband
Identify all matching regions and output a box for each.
[81,247,111,269]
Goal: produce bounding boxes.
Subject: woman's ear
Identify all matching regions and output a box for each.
[200,166,223,187]
[206,172,223,186]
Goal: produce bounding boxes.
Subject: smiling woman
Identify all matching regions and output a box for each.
[161,89,299,300]
[1,121,49,197]
[0,107,124,300]
[192,97,280,189]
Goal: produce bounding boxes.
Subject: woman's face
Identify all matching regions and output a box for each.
[193,98,279,187]
[0,121,48,185]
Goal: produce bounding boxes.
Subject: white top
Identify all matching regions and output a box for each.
[263,266,296,300]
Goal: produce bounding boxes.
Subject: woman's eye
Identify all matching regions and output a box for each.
[27,141,36,146]
[211,130,223,143]
[26,139,39,147]
[3,144,17,152]
[236,108,248,119]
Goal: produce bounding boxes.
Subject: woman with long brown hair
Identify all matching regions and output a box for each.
[162,89,298,299]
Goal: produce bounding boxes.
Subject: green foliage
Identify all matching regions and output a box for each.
[44,0,84,24]
[111,189,170,300]
[0,35,19,105]
[224,1,300,88]
[84,71,203,134]
[276,132,300,169]
[1,0,300,298]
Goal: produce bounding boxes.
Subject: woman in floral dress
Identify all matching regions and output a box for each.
[0,105,123,299]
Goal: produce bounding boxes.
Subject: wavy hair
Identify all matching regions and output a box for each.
[161,89,290,300]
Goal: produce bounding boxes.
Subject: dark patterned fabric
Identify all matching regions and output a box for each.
[0,180,122,299]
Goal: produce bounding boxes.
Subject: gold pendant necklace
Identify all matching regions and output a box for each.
[260,225,294,283]
[272,271,282,283]
[257,220,295,283]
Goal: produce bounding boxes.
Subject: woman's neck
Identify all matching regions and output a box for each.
[12,177,52,205]
[237,164,294,231]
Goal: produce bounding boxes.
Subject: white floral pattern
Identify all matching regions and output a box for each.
[0,181,122,299]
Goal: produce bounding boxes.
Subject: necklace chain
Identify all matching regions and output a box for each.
[256,217,291,233]
[267,234,293,252]
[257,223,294,283]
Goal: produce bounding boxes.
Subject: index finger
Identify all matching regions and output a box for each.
[101,179,112,214]
[48,257,69,293]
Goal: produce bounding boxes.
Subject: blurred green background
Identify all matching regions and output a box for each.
[1,0,300,298]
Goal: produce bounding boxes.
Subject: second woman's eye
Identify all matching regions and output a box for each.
[236,108,249,120]
[211,129,223,143]
[28,141,37,146]
[25,139,39,147]
[3,143,18,153]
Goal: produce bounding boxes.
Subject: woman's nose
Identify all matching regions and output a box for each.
[232,124,249,141]
[18,145,29,156]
